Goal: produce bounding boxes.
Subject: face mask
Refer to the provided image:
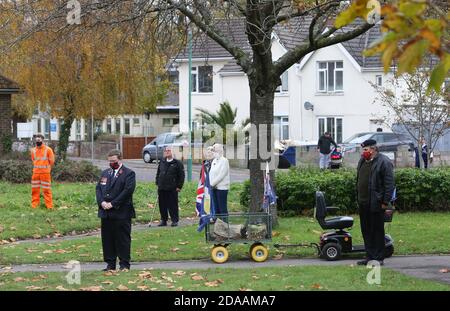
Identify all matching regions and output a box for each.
[36,141,43,147]
[362,150,372,161]
[110,162,120,170]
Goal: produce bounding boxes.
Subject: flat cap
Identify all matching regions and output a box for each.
[361,139,377,147]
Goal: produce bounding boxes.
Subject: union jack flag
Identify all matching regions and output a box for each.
[196,163,213,232]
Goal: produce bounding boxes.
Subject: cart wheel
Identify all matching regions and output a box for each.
[211,245,229,264]
[384,245,394,258]
[250,244,269,262]
[249,242,261,257]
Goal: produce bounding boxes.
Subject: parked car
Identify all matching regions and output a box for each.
[142,132,181,163]
[340,132,414,154]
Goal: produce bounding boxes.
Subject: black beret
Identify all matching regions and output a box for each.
[361,139,377,147]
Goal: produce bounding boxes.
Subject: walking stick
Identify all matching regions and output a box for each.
[148,191,159,227]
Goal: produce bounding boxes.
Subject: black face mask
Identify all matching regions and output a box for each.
[36,141,43,147]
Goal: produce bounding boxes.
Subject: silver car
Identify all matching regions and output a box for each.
[142,132,181,163]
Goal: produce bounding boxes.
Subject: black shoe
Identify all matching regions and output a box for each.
[158,221,167,227]
[102,267,116,272]
[171,222,178,227]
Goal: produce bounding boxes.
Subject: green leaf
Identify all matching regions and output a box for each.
[428,55,450,93]
[397,40,429,74]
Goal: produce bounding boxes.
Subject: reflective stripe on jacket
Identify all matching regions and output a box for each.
[31,145,55,174]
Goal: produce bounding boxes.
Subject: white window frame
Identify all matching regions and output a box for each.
[133,117,140,127]
[191,65,213,93]
[318,117,343,143]
[275,116,289,140]
[317,61,344,93]
[376,75,383,87]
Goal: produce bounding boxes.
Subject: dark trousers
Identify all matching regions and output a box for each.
[422,153,428,169]
[359,203,385,261]
[101,218,132,269]
[211,189,228,221]
[158,189,179,223]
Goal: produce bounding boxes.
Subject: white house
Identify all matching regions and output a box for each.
[174,18,393,144]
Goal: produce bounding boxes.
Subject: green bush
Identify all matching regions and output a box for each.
[52,160,101,182]
[0,159,101,183]
[0,151,31,161]
[240,167,450,214]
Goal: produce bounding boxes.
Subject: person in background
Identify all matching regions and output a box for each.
[317,132,338,169]
[420,137,429,169]
[155,145,185,227]
[96,149,136,271]
[31,133,55,209]
[209,144,230,218]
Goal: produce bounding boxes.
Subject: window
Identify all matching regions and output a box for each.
[376,75,383,87]
[191,66,213,93]
[44,119,50,134]
[133,118,140,127]
[75,120,81,141]
[106,119,112,134]
[163,118,173,127]
[275,116,289,140]
[317,61,343,92]
[318,117,343,143]
[124,118,130,135]
[115,119,121,134]
[275,71,289,93]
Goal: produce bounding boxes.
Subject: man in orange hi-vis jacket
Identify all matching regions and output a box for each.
[31,133,55,209]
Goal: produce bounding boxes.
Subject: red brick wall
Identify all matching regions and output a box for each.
[0,94,12,152]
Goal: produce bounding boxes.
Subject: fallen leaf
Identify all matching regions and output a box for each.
[42,250,53,254]
[56,285,69,291]
[439,268,449,273]
[148,203,155,209]
[26,286,45,290]
[137,285,148,290]
[80,286,103,291]
[172,270,186,276]
[273,254,284,260]
[138,271,153,279]
[171,248,180,252]
[252,276,260,280]
[239,287,252,291]
[175,287,183,291]
[191,275,204,281]
[117,285,129,291]
[14,277,26,282]
[178,241,189,245]
[128,281,136,284]
[204,281,219,287]
[311,283,323,289]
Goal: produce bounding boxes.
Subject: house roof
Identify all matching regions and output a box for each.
[0,74,20,93]
[176,17,384,71]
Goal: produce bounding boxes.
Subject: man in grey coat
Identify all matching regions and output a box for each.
[356,139,395,266]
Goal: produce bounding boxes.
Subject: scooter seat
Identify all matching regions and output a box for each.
[322,216,354,230]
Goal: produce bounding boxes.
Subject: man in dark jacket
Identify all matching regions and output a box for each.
[317,132,338,169]
[156,146,185,227]
[96,149,136,271]
[356,139,395,266]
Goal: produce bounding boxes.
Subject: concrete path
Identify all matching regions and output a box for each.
[69,157,250,182]
[2,255,449,285]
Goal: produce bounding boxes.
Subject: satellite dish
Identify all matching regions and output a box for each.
[304,101,314,111]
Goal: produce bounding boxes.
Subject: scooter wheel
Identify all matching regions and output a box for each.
[384,245,394,258]
[321,243,342,261]
[211,245,229,264]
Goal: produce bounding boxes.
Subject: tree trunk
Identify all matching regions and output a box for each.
[57,114,74,162]
[248,78,278,227]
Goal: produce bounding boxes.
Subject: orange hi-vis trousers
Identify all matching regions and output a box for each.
[31,173,53,209]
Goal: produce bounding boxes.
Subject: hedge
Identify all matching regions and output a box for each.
[0,159,101,183]
[240,167,450,214]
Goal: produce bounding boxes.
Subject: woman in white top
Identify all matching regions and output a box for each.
[208,144,230,217]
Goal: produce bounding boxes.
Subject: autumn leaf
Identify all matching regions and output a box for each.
[273,254,284,260]
[439,268,449,273]
[138,271,153,279]
[191,274,204,281]
[171,247,180,252]
[117,285,129,291]
[56,285,69,291]
[26,286,45,291]
[172,270,186,276]
[311,283,323,289]
[80,286,103,291]
[14,277,26,282]
[137,285,149,290]
[178,241,189,245]
[204,281,220,287]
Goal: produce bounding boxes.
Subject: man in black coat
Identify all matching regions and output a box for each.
[317,132,338,169]
[156,146,185,227]
[356,139,395,266]
[96,149,136,271]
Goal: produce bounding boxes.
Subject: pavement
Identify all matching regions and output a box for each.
[2,255,449,285]
[69,157,250,182]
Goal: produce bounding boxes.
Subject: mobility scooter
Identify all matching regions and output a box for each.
[315,191,394,261]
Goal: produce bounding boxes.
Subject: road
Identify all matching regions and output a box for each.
[70,157,250,183]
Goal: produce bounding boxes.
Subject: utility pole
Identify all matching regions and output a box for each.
[187,29,193,181]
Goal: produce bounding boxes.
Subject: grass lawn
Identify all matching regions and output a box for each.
[0,266,448,291]
[0,181,244,240]
[1,213,449,265]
